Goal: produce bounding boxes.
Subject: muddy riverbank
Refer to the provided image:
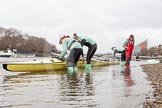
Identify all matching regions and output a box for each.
[142,63,162,108]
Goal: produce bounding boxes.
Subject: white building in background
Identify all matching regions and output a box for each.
[133,40,148,56]
[133,46,141,56]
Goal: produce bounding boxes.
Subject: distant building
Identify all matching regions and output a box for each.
[134,46,141,55]
[137,40,148,49]
[133,40,148,55]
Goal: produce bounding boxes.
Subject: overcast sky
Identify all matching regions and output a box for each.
[0,0,162,53]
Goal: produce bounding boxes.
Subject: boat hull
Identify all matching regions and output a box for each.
[3,60,111,72]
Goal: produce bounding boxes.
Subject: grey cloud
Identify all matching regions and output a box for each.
[0,0,162,53]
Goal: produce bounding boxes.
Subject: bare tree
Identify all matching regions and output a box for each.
[157,45,162,55]
[149,47,158,56]
[140,48,148,56]
[0,27,55,56]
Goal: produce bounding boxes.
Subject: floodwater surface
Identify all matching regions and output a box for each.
[0,58,152,108]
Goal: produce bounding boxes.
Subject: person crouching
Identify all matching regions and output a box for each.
[59,35,83,73]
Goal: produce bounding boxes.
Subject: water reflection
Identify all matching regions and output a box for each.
[121,67,135,98]
[123,67,134,87]
[57,72,98,107]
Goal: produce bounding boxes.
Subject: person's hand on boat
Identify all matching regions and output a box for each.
[59,56,65,62]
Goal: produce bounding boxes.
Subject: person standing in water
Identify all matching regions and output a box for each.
[59,35,83,73]
[73,33,97,71]
[123,35,135,67]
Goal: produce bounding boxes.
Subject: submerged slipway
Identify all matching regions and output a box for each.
[0,57,152,108]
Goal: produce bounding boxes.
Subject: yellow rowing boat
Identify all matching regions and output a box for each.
[3,58,114,72]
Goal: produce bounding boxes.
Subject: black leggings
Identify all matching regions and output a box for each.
[121,50,126,61]
[86,44,97,64]
[67,48,83,67]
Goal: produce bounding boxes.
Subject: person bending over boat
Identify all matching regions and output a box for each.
[123,35,135,67]
[111,47,123,59]
[59,35,83,73]
[73,33,97,71]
